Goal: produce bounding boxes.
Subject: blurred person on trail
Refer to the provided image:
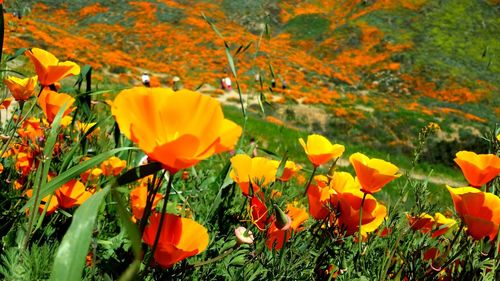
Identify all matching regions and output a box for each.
[172,76,182,91]
[141,73,150,87]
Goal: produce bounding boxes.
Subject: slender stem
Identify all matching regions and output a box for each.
[435,222,464,265]
[432,238,469,277]
[139,170,166,235]
[148,173,175,263]
[358,192,367,256]
[303,166,317,196]
[192,247,236,268]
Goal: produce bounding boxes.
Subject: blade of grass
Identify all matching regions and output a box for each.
[50,186,110,281]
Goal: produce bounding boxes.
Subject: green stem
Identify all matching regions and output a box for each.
[192,247,236,268]
[358,192,367,256]
[147,173,175,265]
[303,166,317,196]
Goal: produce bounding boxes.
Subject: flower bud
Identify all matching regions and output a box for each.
[234,226,254,245]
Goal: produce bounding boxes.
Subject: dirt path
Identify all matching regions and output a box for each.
[335,157,465,187]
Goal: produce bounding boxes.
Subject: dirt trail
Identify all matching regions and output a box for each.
[336,158,465,187]
[209,89,465,187]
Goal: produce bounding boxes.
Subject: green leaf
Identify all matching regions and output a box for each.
[21,147,138,212]
[225,47,238,80]
[111,189,142,258]
[116,162,163,186]
[6,47,27,62]
[50,187,110,281]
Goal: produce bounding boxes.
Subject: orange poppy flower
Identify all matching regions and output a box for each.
[446,186,500,241]
[306,175,330,220]
[266,203,309,250]
[55,179,93,209]
[17,117,44,144]
[16,151,34,176]
[432,212,456,238]
[299,134,345,167]
[130,185,162,221]
[336,189,387,237]
[278,160,301,182]
[37,88,74,123]
[142,212,209,268]
[100,156,127,176]
[80,168,103,183]
[406,213,435,234]
[112,87,242,174]
[349,152,401,194]
[3,75,38,101]
[25,189,59,215]
[329,171,358,195]
[229,154,278,195]
[24,48,80,87]
[454,151,500,187]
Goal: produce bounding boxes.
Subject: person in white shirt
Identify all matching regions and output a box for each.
[141,73,150,87]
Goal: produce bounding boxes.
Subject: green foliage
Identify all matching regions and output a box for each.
[0,244,57,280]
[284,14,331,41]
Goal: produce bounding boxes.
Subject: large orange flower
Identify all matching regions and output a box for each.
[142,212,209,268]
[299,134,345,167]
[25,48,80,87]
[229,154,278,195]
[37,88,75,123]
[3,75,38,101]
[454,151,500,187]
[349,152,401,194]
[446,186,500,241]
[55,179,93,209]
[112,87,242,174]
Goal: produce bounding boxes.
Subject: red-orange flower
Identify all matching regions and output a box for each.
[349,152,401,194]
[17,117,44,144]
[25,189,59,215]
[112,87,242,174]
[454,151,500,187]
[406,213,435,234]
[446,186,500,241]
[249,194,269,231]
[16,151,34,176]
[130,185,162,221]
[3,75,38,101]
[278,160,301,182]
[55,179,93,209]
[37,88,74,123]
[230,154,278,195]
[299,134,345,167]
[142,212,209,268]
[100,156,127,176]
[306,175,330,220]
[25,48,80,87]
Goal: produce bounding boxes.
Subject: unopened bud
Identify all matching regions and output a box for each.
[274,204,291,230]
[235,226,254,245]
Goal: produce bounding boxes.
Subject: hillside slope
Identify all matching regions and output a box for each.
[2,0,499,160]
